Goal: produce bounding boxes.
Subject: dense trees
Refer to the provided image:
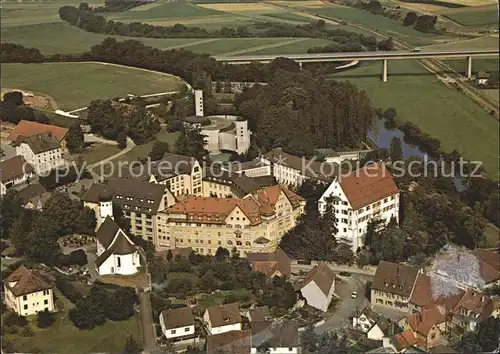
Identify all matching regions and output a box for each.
[403,11,418,26]
[123,335,142,354]
[149,141,170,161]
[235,69,373,156]
[389,137,403,161]
[86,99,160,144]
[69,284,137,329]
[175,126,208,162]
[452,317,500,353]
[414,15,438,33]
[0,91,50,125]
[66,123,85,153]
[1,43,44,63]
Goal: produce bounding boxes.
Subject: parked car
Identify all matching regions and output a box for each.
[339,271,351,277]
[351,291,358,299]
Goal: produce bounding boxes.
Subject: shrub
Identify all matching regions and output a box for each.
[37,309,55,328]
[20,326,34,337]
[69,249,88,266]
[403,12,418,26]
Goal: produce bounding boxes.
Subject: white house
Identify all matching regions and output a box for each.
[203,303,242,335]
[296,263,336,312]
[15,132,64,175]
[251,320,300,354]
[3,265,55,316]
[261,147,337,187]
[0,156,34,196]
[94,192,141,276]
[318,162,399,252]
[352,308,395,340]
[159,307,196,340]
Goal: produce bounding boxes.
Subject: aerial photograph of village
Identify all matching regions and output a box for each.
[0,0,499,352]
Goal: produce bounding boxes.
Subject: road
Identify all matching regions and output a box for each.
[291,264,373,333]
[139,292,158,353]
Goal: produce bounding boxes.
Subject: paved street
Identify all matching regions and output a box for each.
[291,263,373,334]
[139,292,157,353]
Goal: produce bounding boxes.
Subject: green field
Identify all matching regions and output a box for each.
[422,35,499,51]
[108,2,225,21]
[329,60,500,178]
[1,62,187,110]
[3,313,141,354]
[443,6,498,26]
[483,89,500,103]
[297,6,453,45]
[184,38,298,55]
[243,38,334,55]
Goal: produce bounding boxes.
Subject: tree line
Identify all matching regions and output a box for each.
[59,4,386,48]
[234,61,374,156]
[0,90,50,125]
[79,0,149,13]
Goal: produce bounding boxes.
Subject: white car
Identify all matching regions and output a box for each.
[351,291,358,299]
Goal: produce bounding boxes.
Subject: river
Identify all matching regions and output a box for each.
[368,117,466,191]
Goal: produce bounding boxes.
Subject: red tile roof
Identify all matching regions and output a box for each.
[297,263,335,296]
[247,248,292,278]
[473,248,500,271]
[406,306,446,336]
[392,329,417,351]
[339,162,399,210]
[409,273,465,312]
[206,330,251,354]
[0,156,33,183]
[7,120,68,143]
[167,185,304,226]
[452,289,493,321]
[5,265,52,297]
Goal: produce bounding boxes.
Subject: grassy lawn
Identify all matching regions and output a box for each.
[444,58,500,74]
[4,313,141,354]
[482,88,500,103]
[442,5,498,26]
[1,62,186,111]
[77,144,121,165]
[329,60,499,178]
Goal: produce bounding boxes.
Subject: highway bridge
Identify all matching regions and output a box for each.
[214,49,499,82]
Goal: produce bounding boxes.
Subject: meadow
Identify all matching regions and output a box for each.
[442,5,498,26]
[1,62,187,111]
[329,60,500,178]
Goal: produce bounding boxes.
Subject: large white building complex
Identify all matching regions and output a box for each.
[15,132,64,175]
[318,162,400,252]
[184,90,251,155]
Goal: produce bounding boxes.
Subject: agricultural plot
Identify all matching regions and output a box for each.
[1,63,186,111]
[442,5,498,26]
[329,60,499,178]
[422,35,499,50]
[184,38,298,55]
[242,38,334,55]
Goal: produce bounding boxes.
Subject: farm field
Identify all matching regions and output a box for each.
[1,62,187,111]
[442,5,498,26]
[329,60,500,178]
[482,89,500,103]
[242,38,334,55]
[422,35,499,51]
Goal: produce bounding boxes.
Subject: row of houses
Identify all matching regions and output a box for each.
[159,303,300,354]
[1,120,68,195]
[354,255,500,352]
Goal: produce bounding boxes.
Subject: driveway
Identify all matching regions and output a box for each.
[139,292,157,353]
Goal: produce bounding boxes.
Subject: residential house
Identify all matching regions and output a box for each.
[223,159,272,179]
[296,263,336,312]
[353,307,397,340]
[124,152,203,197]
[449,289,493,331]
[17,183,52,211]
[15,133,64,175]
[399,306,448,349]
[94,193,141,276]
[472,248,500,274]
[261,147,337,187]
[82,178,176,247]
[408,273,465,315]
[206,330,251,354]
[7,120,68,152]
[157,184,305,257]
[245,306,271,323]
[0,155,34,196]
[202,166,277,198]
[203,303,242,335]
[318,162,400,252]
[246,248,292,279]
[159,307,196,341]
[383,329,418,353]
[3,265,55,316]
[371,261,419,312]
[250,320,300,354]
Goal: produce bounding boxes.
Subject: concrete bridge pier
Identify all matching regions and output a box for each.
[466,56,472,78]
[382,59,388,82]
[299,62,303,70]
